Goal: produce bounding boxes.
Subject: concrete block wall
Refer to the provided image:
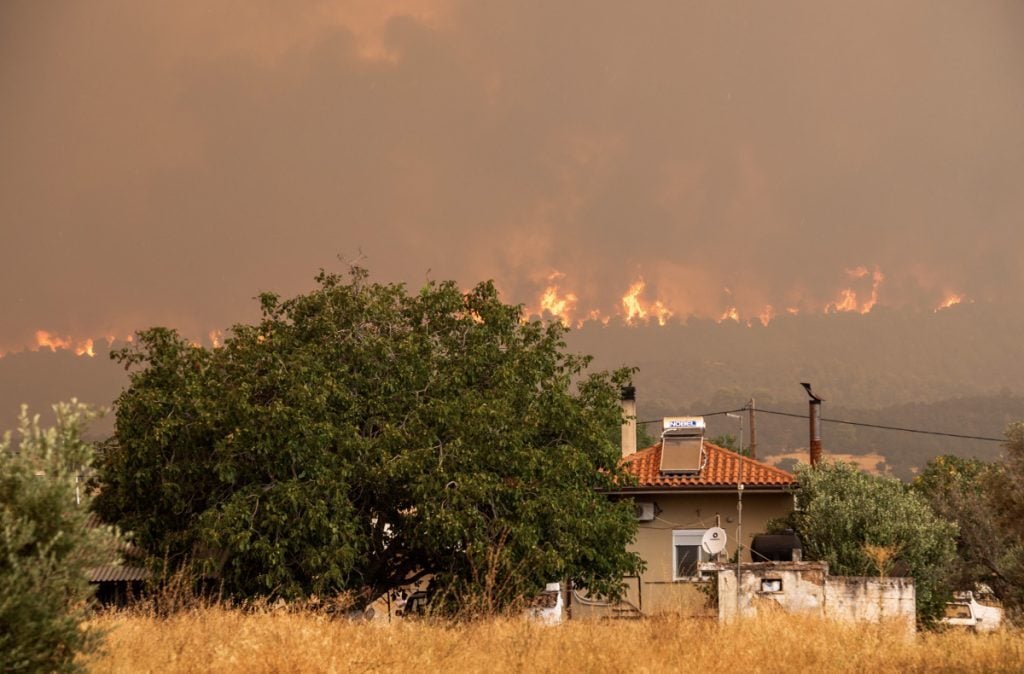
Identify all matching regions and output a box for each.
[717,562,916,636]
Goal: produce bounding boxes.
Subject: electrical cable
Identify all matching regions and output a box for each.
[640,407,1003,441]
[639,408,745,425]
[757,403,1003,440]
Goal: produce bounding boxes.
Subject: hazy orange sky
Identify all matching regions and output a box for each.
[3,1,1023,351]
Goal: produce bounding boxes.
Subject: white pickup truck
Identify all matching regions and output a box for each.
[942,591,1003,632]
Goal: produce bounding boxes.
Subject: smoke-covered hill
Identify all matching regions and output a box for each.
[568,302,1024,410]
[2,301,1021,478]
[566,301,1024,478]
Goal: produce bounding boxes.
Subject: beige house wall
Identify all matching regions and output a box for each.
[623,491,795,615]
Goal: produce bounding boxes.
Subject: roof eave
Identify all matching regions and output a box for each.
[603,484,797,495]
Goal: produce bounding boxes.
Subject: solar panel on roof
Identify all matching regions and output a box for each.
[660,416,706,474]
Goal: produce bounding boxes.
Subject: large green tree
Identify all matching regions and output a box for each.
[780,461,957,624]
[93,267,641,610]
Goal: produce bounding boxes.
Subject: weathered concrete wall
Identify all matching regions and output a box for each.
[825,576,915,634]
[718,562,828,622]
[717,563,916,635]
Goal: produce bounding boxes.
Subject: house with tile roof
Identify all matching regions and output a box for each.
[585,410,797,617]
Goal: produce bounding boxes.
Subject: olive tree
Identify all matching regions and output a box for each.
[93,267,641,611]
[782,461,957,624]
[0,401,114,673]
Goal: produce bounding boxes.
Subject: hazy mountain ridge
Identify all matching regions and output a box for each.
[567,303,1024,408]
[566,302,1024,478]
[2,303,1021,479]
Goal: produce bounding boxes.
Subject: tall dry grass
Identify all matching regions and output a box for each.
[83,606,1024,673]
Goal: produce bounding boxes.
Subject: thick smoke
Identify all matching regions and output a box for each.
[2,1,1024,352]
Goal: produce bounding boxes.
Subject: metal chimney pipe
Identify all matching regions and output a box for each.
[801,383,824,467]
[620,385,637,459]
[809,401,822,467]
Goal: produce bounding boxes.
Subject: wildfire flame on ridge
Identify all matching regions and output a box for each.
[524,264,901,327]
[621,279,672,326]
[0,267,980,357]
[935,293,964,312]
[825,266,885,315]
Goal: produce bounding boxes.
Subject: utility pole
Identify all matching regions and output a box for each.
[748,397,757,460]
[736,456,744,619]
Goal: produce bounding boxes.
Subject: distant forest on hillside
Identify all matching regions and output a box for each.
[568,302,1024,479]
[2,301,1021,480]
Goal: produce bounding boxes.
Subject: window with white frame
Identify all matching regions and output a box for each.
[673,529,709,580]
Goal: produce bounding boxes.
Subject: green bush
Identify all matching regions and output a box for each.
[0,401,115,673]
[781,461,957,625]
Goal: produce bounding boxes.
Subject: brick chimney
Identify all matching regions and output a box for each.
[620,385,637,459]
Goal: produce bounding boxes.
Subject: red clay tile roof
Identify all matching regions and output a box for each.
[619,441,796,489]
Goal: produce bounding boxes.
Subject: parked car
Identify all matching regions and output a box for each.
[942,591,1003,632]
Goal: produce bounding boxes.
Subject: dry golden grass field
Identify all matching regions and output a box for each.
[83,607,1024,673]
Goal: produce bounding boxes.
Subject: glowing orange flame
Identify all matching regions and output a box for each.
[209,330,223,348]
[718,307,740,323]
[758,305,775,327]
[35,330,73,352]
[31,330,97,357]
[525,272,583,326]
[74,339,95,357]
[650,300,671,326]
[538,286,578,325]
[935,293,966,312]
[621,280,648,325]
[859,267,885,314]
[826,266,885,314]
[619,278,674,326]
[827,289,859,313]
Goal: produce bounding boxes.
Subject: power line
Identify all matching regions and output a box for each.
[755,407,1004,442]
[641,407,1004,442]
[639,409,745,426]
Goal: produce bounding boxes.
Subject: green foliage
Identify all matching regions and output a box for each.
[0,401,115,673]
[93,267,642,611]
[913,455,1003,593]
[913,426,1024,618]
[709,434,738,451]
[784,462,957,625]
[636,423,658,450]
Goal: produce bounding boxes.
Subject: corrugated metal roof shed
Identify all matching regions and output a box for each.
[88,565,150,583]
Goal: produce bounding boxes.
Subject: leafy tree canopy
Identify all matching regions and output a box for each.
[93,267,641,610]
[779,461,957,624]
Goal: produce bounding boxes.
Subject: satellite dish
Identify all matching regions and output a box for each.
[702,527,727,555]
